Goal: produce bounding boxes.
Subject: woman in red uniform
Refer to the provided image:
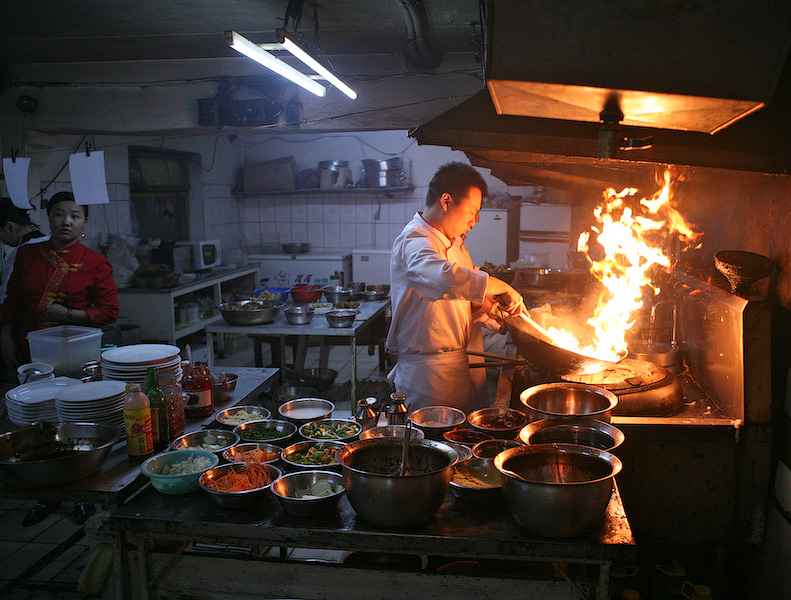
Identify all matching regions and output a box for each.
[0,191,119,367]
[0,191,119,526]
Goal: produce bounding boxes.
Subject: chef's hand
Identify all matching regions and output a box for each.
[485,277,525,316]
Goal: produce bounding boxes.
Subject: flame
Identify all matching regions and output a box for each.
[541,169,700,362]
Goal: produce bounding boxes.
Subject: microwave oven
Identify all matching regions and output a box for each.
[175,240,221,270]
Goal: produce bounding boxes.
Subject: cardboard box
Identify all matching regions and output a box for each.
[243,156,297,192]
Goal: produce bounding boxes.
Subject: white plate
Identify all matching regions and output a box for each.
[55,380,127,403]
[6,377,83,406]
[100,344,180,365]
[101,356,181,371]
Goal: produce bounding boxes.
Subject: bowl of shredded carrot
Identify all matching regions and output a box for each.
[198,462,281,508]
[223,443,281,466]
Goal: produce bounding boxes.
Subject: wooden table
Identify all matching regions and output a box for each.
[0,367,280,507]
[111,482,635,600]
[205,299,390,404]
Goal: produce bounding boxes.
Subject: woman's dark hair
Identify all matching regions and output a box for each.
[46,191,89,219]
[426,162,488,207]
[0,197,34,227]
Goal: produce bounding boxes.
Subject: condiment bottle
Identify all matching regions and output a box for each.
[357,397,378,431]
[124,383,153,462]
[386,392,408,426]
[165,375,186,440]
[182,361,213,417]
[146,367,170,452]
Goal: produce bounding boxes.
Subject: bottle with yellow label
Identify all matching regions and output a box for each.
[124,382,154,461]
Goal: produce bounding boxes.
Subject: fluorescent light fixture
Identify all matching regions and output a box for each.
[225,30,326,97]
[276,29,358,100]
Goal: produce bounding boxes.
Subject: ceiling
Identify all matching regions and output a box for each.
[0,0,480,67]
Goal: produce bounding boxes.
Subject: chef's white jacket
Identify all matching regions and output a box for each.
[387,212,493,413]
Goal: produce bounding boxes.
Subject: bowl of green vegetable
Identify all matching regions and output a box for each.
[233,419,297,447]
[281,440,345,472]
[271,470,346,517]
[141,449,219,495]
[299,419,361,443]
[171,429,239,455]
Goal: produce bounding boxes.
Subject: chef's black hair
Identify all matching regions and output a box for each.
[0,198,34,227]
[46,191,89,219]
[426,162,488,207]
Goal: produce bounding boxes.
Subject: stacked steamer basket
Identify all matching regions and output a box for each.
[100,344,183,399]
[55,380,128,428]
[4,377,82,427]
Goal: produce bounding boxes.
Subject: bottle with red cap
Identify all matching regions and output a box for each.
[182,360,213,418]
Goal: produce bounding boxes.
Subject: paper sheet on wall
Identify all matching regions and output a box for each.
[68,151,110,205]
[2,157,33,209]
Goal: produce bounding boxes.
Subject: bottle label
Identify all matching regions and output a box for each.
[125,408,153,456]
[184,389,212,412]
[150,407,161,443]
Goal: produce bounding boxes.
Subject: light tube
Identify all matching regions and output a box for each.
[277,29,358,100]
[225,31,326,97]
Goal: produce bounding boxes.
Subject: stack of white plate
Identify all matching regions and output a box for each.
[55,380,128,427]
[5,377,82,427]
[100,344,183,387]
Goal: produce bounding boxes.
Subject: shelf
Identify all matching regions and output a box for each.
[175,314,223,340]
[233,185,414,197]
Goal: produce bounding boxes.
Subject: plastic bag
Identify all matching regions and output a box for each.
[106,234,140,289]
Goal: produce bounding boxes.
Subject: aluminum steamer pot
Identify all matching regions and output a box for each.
[337,438,456,528]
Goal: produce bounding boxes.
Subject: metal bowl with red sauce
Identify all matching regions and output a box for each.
[467,408,528,439]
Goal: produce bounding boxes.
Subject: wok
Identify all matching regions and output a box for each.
[502,312,621,376]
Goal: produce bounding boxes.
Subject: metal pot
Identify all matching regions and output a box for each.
[628,341,682,375]
[337,438,456,528]
[495,443,622,538]
[361,158,405,188]
[519,382,618,423]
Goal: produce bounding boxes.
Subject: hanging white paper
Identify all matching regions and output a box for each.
[2,157,33,209]
[68,150,110,205]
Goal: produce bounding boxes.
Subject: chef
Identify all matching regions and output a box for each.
[387,162,525,413]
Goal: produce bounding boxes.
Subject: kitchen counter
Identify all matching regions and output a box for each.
[111,478,634,600]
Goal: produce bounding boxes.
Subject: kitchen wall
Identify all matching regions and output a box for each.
[235,130,532,254]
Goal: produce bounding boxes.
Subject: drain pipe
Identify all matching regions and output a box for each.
[397,0,443,71]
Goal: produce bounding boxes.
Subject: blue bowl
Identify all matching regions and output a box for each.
[141,449,219,495]
[254,287,290,303]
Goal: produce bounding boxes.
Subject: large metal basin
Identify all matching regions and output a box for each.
[337,438,456,528]
[0,421,121,488]
[519,382,617,423]
[494,443,622,538]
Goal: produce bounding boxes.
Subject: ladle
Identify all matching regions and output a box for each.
[21,367,44,385]
[399,420,412,476]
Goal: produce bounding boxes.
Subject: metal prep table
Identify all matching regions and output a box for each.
[205,299,390,403]
[110,482,634,600]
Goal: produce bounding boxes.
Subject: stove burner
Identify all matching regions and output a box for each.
[561,358,684,417]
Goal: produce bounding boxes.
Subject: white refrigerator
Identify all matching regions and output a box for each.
[463,207,519,267]
[518,203,571,269]
[248,252,352,287]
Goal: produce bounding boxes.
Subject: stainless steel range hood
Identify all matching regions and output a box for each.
[486,0,791,134]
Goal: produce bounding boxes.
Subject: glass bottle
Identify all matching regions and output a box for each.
[182,361,213,417]
[124,383,153,462]
[164,375,186,440]
[146,367,170,452]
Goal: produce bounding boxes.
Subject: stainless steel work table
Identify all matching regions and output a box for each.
[110,480,634,600]
[205,299,390,403]
[0,367,279,507]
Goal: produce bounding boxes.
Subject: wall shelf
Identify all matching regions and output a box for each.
[232,185,414,197]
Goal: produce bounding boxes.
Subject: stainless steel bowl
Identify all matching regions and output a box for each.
[271,470,346,517]
[216,405,271,428]
[366,284,390,295]
[494,443,622,538]
[442,441,472,462]
[471,438,522,460]
[358,289,387,302]
[338,438,457,528]
[284,306,315,325]
[325,309,357,328]
[219,299,285,325]
[347,282,367,298]
[519,382,618,423]
[322,285,353,304]
[299,419,361,442]
[223,442,281,465]
[408,406,466,440]
[278,398,335,425]
[0,421,121,489]
[171,429,239,454]
[277,385,319,402]
[518,418,625,452]
[359,425,425,441]
[199,462,281,508]
[467,407,528,439]
[281,440,345,472]
[210,372,238,403]
[442,428,494,447]
[282,242,310,254]
[233,419,297,446]
[450,458,502,504]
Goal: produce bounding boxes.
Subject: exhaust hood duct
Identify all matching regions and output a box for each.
[486,0,791,134]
